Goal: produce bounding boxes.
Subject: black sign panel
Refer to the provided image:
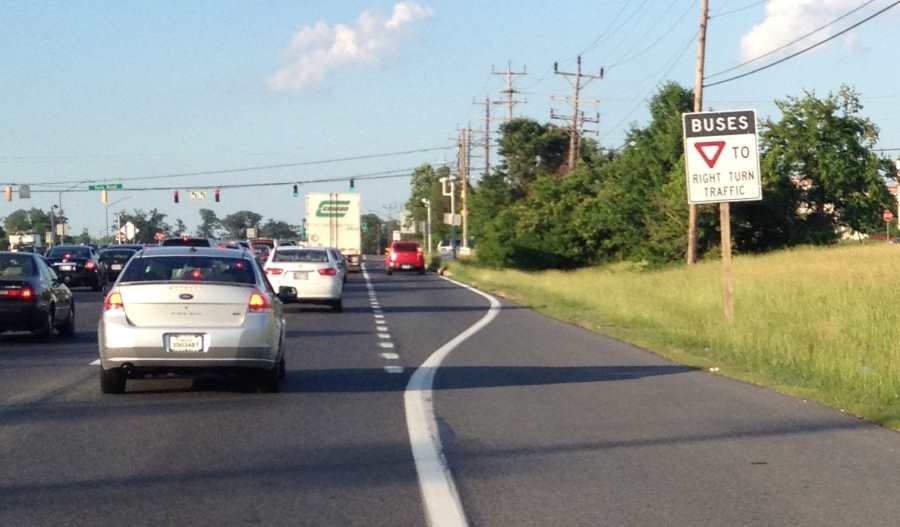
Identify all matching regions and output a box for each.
[683,110,756,138]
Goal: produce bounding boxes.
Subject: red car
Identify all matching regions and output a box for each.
[385,241,425,275]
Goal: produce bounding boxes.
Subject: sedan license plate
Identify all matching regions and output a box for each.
[166,334,205,353]
[60,264,75,271]
[293,271,309,280]
[111,264,123,271]
[401,264,413,270]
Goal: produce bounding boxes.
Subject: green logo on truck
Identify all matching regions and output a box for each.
[316,200,351,218]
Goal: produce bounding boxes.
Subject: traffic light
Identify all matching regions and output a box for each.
[214,188,220,202]
[3,186,11,202]
[100,190,109,204]
[174,190,180,203]
[349,178,355,190]
[292,184,299,198]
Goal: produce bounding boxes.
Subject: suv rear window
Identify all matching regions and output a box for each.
[393,243,419,253]
[272,249,329,263]
[161,238,211,247]
[99,249,137,262]
[119,256,256,284]
[0,255,35,278]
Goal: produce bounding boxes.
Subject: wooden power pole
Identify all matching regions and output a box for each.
[553,56,603,172]
[492,61,527,121]
[473,96,504,179]
[687,0,710,266]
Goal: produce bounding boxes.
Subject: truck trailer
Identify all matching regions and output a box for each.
[304,192,362,272]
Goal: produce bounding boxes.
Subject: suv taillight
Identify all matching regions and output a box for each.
[103,290,124,311]
[265,268,283,276]
[85,260,96,271]
[248,290,272,312]
[318,267,337,276]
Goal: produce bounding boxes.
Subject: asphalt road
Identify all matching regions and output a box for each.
[1,258,899,526]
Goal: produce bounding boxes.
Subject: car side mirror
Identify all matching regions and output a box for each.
[277,286,298,302]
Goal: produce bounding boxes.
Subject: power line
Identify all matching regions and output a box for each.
[710,0,766,18]
[607,0,698,69]
[579,0,632,56]
[705,0,880,80]
[15,145,455,187]
[704,0,900,88]
[25,165,449,194]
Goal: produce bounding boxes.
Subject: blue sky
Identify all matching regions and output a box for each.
[2,0,899,237]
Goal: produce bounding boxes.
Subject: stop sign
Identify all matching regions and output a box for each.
[884,210,894,223]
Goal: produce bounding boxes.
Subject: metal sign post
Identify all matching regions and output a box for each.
[683,109,763,322]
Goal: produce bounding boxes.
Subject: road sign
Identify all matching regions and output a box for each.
[18,185,31,199]
[154,232,166,242]
[884,210,894,223]
[246,227,258,239]
[88,183,123,191]
[443,213,461,226]
[683,110,762,204]
[119,221,139,241]
[190,190,208,201]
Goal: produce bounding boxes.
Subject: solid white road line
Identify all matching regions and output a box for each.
[404,276,502,527]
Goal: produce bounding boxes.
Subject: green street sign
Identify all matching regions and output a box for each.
[88,183,123,191]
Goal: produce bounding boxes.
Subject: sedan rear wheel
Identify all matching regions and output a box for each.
[257,367,280,393]
[332,299,343,313]
[59,302,76,337]
[100,368,127,394]
[33,307,55,340]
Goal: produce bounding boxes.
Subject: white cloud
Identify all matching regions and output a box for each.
[268,2,433,93]
[739,0,877,61]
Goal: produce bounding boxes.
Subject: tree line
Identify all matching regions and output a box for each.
[406,83,895,269]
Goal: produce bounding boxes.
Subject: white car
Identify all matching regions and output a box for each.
[264,247,344,311]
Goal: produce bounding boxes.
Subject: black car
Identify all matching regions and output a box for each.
[97,247,139,281]
[44,245,107,291]
[0,251,75,338]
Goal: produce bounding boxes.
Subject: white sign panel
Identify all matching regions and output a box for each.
[190,190,208,201]
[683,110,762,204]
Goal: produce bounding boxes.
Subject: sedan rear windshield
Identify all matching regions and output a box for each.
[47,247,91,259]
[99,250,136,261]
[0,255,35,278]
[272,249,328,263]
[161,238,211,247]
[119,256,257,284]
[393,243,419,253]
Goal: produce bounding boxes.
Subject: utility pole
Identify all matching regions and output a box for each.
[473,96,504,178]
[491,61,527,121]
[553,55,604,172]
[459,127,472,249]
[687,0,710,266]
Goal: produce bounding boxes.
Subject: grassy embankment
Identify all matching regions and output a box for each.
[449,244,900,429]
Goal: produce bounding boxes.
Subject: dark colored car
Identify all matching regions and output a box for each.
[160,237,212,247]
[44,245,107,291]
[0,251,75,338]
[385,241,425,275]
[98,247,139,281]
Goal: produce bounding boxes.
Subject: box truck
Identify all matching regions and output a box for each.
[305,192,362,272]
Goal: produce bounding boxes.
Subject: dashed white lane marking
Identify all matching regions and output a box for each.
[381,352,400,360]
[377,333,391,339]
[374,314,385,319]
[385,366,405,374]
[89,359,101,366]
[378,342,395,349]
[405,276,501,527]
[377,325,389,332]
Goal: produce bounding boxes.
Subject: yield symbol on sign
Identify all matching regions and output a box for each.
[694,141,726,169]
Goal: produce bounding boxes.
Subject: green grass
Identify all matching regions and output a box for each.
[449,244,900,429]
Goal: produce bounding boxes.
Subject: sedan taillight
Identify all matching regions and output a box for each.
[6,287,36,301]
[85,260,96,271]
[265,268,284,276]
[103,290,124,311]
[318,267,337,276]
[248,290,273,312]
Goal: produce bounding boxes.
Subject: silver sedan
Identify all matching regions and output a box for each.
[97,247,289,393]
